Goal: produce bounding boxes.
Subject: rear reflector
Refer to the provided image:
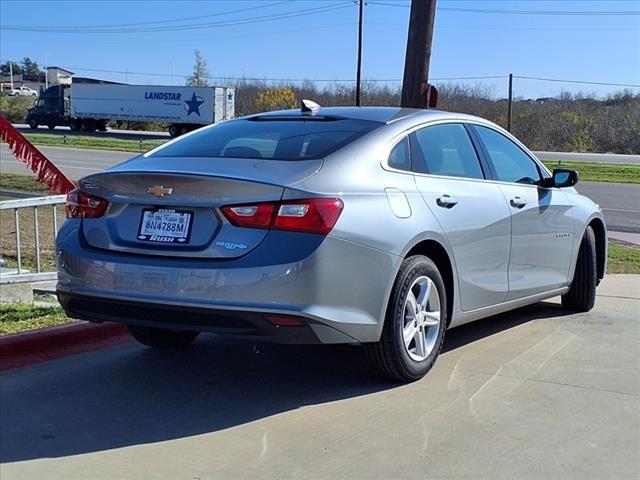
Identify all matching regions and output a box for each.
[66,188,109,218]
[265,314,304,327]
[221,198,343,235]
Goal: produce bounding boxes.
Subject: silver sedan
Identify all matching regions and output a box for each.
[56,105,606,381]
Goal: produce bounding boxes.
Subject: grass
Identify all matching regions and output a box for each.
[0,172,53,194]
[607,242,640,274]
[19,133,165,153]
[0,303,73,335]
[542,160,640,184]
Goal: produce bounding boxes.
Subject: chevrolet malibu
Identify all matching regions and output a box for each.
[56,105,606,381]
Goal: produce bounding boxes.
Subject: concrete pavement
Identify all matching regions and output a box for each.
[1,275,638,479]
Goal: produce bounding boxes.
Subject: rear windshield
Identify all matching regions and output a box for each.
[151,117,382,160]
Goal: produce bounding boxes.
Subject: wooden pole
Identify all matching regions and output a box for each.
[401,0,437,108]
[355,0,364,106]
[507,73,513,132]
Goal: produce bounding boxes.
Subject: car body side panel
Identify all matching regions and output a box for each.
[497,184,576,299]
[414,175,511,310]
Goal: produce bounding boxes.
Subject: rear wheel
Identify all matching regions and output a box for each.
[562,226,597,312]
[365,255,447,382]
[128,325,199,348]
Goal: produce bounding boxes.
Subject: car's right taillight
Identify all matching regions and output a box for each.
[221,198,343,235]
[65,188,109,218]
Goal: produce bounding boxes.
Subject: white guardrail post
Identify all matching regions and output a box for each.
[0,195,66,285]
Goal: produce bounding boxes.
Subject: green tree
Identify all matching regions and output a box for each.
[186,50,209,87]
[21,57,43,76]
[0,61,23,76]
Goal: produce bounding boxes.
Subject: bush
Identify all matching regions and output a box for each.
[0,95,34,123]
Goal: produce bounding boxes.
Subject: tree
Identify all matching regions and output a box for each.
[255,87,297,112]
[21,57,43,76]
[1,61,23,76]
[186,50,209,87]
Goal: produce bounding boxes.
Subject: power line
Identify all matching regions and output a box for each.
[0,1,293,30]
[369,1,640,15]
[514,76,640,88]
[0,3,354,34]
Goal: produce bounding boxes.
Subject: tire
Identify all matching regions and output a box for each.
[69,119,81,131]
[365,255,447,382]
[168,124,181,137]
[562,226,597,312]
[47,123,56,130]
[28,118,38,129]
[128,325,199,348]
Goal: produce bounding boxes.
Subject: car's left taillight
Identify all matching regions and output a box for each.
[65,188,109,218]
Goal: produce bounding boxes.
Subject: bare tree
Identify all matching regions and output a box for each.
[186,50,210,87]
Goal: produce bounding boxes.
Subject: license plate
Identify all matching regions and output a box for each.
[137,208,193,244]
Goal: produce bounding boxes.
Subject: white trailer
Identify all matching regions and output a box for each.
[70,84,235,136]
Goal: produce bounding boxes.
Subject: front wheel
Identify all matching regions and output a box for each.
[128,325,200,348]
[562,226,597,312]
[365,255,447,382]
[28,118,38,129]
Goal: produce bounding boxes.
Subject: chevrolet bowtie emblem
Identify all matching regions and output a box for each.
[146,185,173,197]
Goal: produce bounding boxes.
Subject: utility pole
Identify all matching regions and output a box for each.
[507,73,513,132]
[355,0,364,106]
[401,0,437,108]
[9,61,14,90]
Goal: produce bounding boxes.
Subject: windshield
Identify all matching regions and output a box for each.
[151,116,383,160]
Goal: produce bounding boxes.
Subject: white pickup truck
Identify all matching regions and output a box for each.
[6,86,38,97]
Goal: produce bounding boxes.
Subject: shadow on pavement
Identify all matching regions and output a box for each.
[1,301,571,463]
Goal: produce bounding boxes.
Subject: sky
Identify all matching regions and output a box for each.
[1,0,639,99]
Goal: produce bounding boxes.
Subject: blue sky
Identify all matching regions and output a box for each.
[1,0,639,99]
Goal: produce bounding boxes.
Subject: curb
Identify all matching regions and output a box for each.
[0,321,132,373]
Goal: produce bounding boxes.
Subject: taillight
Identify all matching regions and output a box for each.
[221,198,343,235]
[65,188,109,218]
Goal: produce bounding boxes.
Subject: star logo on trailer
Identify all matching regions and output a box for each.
[184,92,204,116]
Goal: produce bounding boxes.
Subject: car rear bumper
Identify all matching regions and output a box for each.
[56,220,400,344]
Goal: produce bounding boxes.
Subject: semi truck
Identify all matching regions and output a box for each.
[25,83,235,137]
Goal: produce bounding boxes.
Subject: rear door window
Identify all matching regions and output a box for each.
[152,116,383,160]
[409,123,485,180]
[388,137,411,172]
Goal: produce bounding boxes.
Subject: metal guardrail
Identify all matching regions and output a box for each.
[0,195,66,284]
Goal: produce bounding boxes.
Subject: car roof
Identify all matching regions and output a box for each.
[249,106,465,125]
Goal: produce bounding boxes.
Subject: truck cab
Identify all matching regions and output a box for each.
[25,85,70,130]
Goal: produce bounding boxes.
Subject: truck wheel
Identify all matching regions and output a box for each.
[97,120,108,132]
[70,119,81,131]
[168,124,181,137]
[81,119,95,132]
[28,119,38,129]
[47,123,56,130]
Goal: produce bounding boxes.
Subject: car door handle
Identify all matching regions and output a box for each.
[436,194,458,208]
[510,196,527,209]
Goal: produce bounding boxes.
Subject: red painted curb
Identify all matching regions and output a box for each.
[0,322,132,372]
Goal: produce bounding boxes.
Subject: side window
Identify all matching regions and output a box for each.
[474,126,541,184]
[388,137,411,172]
[409,123,484,180]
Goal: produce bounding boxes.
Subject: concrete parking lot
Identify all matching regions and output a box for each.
[1,275,639,479]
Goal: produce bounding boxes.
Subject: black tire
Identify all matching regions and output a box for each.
[365,255,447,382]
[28,118,38,129]
[128,325,199,348]
[168,124,181,137]
[47,123,56,130]
[69,119,81,131]
[562,225,597,312]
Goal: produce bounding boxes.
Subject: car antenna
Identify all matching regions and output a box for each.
[301,99,321,116]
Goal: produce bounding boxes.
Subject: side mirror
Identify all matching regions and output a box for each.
[542,168,579,188]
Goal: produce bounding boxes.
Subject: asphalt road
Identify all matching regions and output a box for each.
[1,145,638,232]
[534,151,639,164]
[1,276,638,479]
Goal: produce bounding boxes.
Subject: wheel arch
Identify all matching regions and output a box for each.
[405,239,455,327]
[587,217,607,284]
